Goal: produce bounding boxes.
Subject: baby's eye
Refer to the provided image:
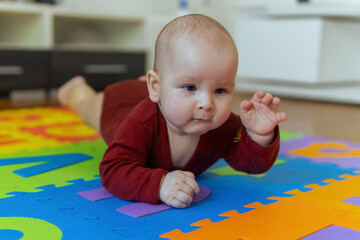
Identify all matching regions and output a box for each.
[215,88,226,94]
[184,85,197,92]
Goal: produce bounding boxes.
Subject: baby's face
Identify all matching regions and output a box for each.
[158,38,238,135]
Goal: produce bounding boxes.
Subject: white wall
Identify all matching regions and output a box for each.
[233,0,360,104]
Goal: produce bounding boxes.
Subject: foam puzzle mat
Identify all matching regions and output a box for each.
[1,106,360,240]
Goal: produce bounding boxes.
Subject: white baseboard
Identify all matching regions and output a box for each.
[10,89,47,102]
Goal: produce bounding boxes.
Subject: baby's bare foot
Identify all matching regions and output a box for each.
[58,76,87,106]
[138,75,147,82]
[57,75,95,110]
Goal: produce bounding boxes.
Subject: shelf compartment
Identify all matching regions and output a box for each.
[0,11,48,49]
[53,14,145,51]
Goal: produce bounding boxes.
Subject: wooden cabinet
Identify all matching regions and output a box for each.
[0,50,145,93]
[0,50,49,92]
[51,51,145,91]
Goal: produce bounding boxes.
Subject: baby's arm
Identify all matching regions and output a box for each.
[239,91,287,146]
[158,170,200,208]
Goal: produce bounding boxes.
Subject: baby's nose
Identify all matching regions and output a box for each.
[197,94,214,111]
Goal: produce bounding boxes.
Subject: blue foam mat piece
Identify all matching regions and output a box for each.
[1,153,359,239]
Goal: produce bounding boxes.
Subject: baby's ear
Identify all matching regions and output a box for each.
[147,70,160,103]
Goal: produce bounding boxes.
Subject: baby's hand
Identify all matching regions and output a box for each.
[240,91,287,145]
[159,170,200,208]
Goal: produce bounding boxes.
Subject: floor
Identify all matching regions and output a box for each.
[0,90,359,143]
[1,90,360,239]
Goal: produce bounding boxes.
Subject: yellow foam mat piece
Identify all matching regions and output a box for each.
[0,107,100,154]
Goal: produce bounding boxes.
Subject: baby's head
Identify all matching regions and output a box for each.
[147,14,238,135]
[153,14,238,75]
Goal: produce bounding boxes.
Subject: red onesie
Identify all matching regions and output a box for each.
[99,80,280,204]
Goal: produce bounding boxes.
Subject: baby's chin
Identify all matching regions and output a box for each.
[174,120,224,135]
[184,125,216,135]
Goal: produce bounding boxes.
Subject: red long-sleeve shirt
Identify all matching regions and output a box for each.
[99,81,280,204]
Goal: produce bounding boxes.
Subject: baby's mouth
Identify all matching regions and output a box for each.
[193,112,213,121]
[193,117,212,121]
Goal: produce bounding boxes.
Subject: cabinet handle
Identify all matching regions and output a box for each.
[83,64,129,75]
[0,66,24,75]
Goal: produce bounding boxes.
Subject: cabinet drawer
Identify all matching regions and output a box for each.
[51,51,146,91]
[0,50,49,92]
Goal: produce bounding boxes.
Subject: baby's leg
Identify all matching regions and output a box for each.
[58,76,103,132]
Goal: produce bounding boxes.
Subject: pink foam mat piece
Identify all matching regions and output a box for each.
[117,185,211,218]
[77,187,113,201]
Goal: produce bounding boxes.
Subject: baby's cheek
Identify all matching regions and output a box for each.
[217,104,232,123]
[170,99,184,115]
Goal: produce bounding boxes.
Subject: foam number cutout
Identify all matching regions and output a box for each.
[0,217,62,240]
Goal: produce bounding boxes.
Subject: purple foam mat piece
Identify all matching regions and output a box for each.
[301,225,360,240]
[343,196,360,206]
[77,187,113,201]
[280,136,360,169]
[280,136,360,155]
[279,136,330,155]
[193,185,211,203]
[117,185,211,218]
[117,202,172,218]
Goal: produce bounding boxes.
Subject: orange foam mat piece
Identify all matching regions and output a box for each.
[160,172,360,240]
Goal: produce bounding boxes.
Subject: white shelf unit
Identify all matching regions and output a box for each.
[0,4,49,49]
[0,3,145,51]
[52,12,145,52]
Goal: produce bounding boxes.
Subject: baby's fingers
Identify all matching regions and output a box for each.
[180,181,197,197]
[269,97,281,111]
[276,112,287,122]
[182,172,200,195]
[175,191,193,204]
[182,171,195,179]
[251,90,265,103]
[272,96,281,106]
[261,93,273,105]
[170,198,190,209]
[240,100,253,112]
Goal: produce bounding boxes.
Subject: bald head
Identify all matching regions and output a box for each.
[154,14,238,74]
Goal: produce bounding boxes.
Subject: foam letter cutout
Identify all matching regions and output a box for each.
[0,153,93,177]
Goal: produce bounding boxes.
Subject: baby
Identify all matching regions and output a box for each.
[58,14,287,208]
